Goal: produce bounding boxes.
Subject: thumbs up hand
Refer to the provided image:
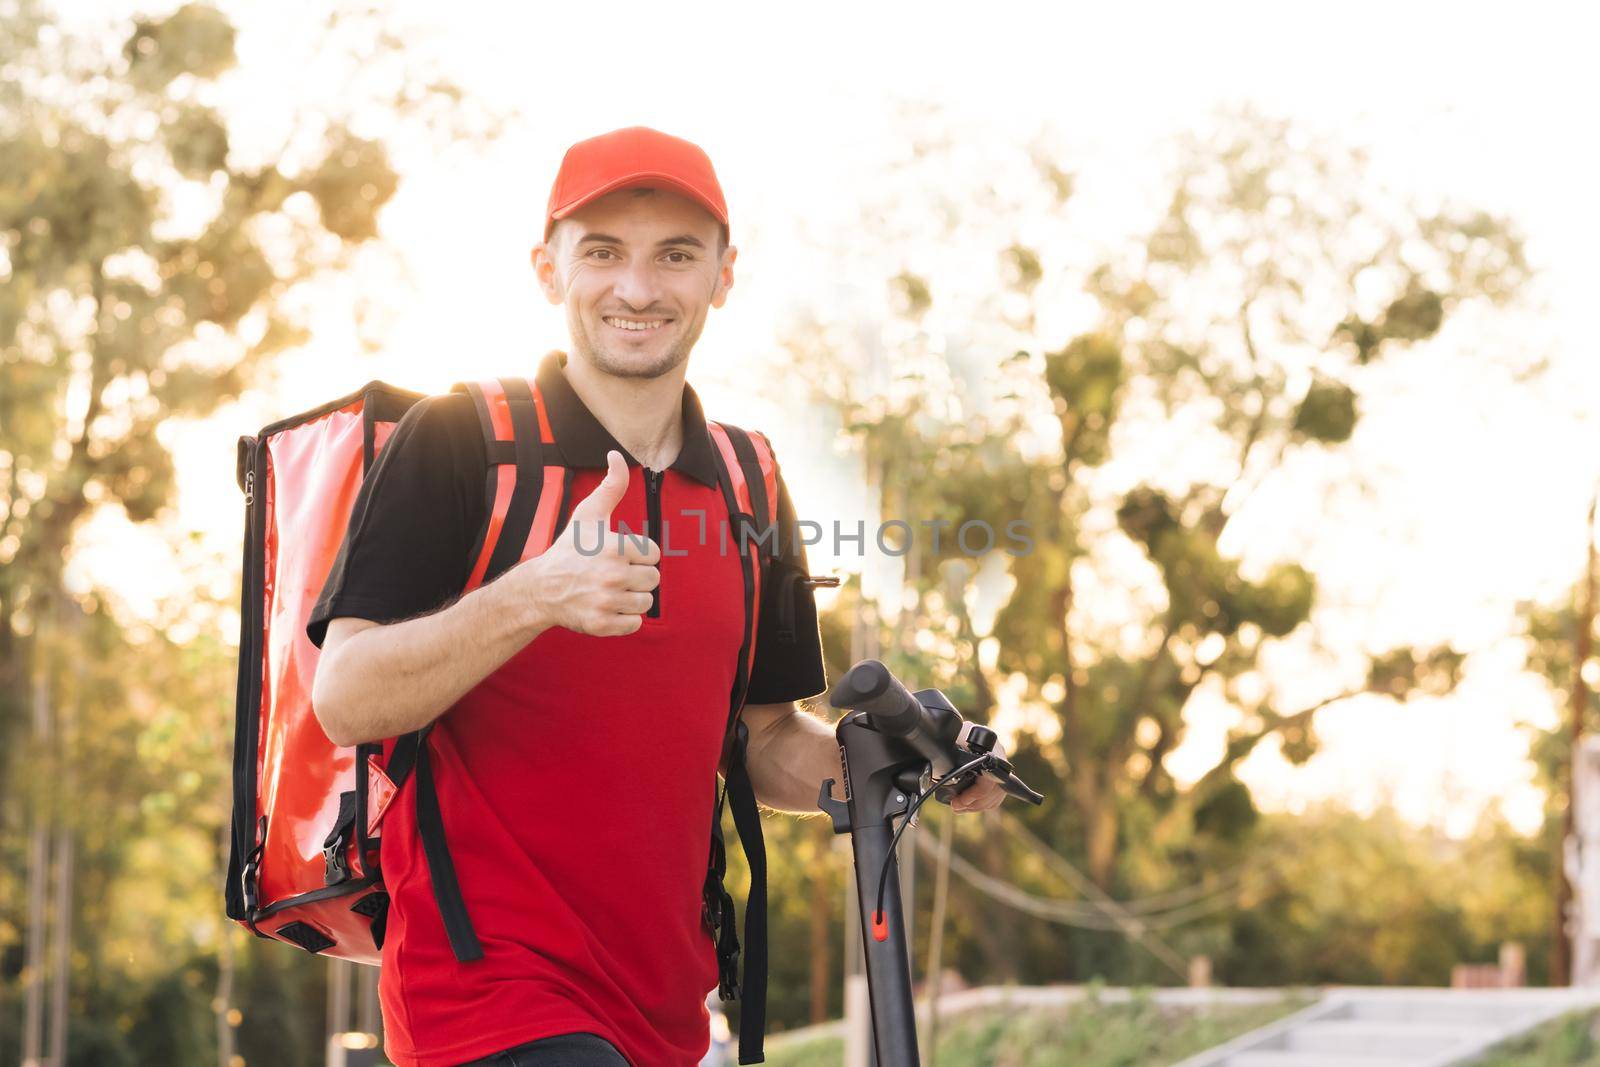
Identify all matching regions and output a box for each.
[510,450,661,637]
[567,447,632,526]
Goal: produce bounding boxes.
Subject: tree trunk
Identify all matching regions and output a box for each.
[1555,492,1597,985]
[1084,783,1120,890]
[217,820,236,1067]
[47,824,73,1065]
[977,812,1020,983]
[922,811,954,1066]
[22,817,48,1067]
[21,626,51,1067]
[808,822,831,1024]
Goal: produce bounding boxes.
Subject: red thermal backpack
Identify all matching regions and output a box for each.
[225,375,789,1063]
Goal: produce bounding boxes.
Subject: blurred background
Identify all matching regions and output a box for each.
[3,1,1600,1064]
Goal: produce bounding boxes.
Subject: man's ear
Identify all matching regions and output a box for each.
[531,241,563,306]
[710,244,737,310]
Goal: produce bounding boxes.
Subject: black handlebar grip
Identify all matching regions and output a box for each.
[828,660,924,737]
[1004,776,1046,806]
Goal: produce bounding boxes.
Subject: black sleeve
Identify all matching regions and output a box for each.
[743,443,829,705]
[306,392,487,648]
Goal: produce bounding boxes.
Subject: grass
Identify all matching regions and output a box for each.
[1476,1009,1600,1067]
[762,990,1309,1067]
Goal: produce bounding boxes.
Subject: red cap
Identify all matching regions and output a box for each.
[544,126,728,244]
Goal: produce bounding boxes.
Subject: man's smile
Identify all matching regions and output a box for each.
[602,315,671,333]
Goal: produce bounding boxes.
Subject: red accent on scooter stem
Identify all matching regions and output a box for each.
[872,909,889,942]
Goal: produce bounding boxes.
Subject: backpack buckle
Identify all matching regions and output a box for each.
[707,882,740,1000]
[701,881,733,938]
[717,948,741,1001]
[323,835,350,885]
[241,816,266,913]
[322,790,358,885]
[241,850,262,913]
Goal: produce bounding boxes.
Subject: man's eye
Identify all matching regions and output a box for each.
[589,249,617,260]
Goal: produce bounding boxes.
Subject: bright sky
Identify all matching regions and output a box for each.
[66,0,1600,836]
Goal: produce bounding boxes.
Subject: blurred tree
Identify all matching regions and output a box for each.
[1518,508,1599,985]
[0,1,497,1061]
[1218,805,1548,987]
[785,104,1529,947]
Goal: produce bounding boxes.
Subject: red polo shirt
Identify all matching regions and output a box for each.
[308,351,826,1066]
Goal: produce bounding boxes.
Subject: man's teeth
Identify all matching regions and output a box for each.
[604,317,667,332]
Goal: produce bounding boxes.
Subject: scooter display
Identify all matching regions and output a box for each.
[818,659,1045,1067]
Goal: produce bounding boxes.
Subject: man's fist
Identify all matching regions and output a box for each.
[511,450,660,637]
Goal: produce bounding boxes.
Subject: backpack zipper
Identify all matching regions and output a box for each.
[644,466,663,618]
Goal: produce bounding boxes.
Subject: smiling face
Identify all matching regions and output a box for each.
[533,186,734,381]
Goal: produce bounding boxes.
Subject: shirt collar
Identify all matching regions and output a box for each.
[534,349,720,488]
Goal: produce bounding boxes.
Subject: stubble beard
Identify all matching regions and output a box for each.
[574,311,702,381]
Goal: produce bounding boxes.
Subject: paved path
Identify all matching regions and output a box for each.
[1172,987,1600,1067]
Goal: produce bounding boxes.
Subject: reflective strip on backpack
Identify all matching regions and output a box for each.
[466,465,518,591]
[522,465,567,564]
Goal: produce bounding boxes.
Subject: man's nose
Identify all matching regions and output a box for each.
[611,257,665,310]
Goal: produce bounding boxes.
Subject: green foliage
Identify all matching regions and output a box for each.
[1292,377,1358,443]
[1366,645,1467,699]
[787,104,1529,1010]
[764,1033,845,1067]
[1476,1009,1600,1067]
[123,966,215,1066]
[232,942,326,1064]
[62,1019,139,1067]
[1192,777,1257,842]
[1240,564,1316,639]
[1,127,154,278]
[305,130,400,241]
[0,0,404,641]
[1002,244,1044,291]
[1044,333,1124,467]
[1217,807,1549,987]
[891,270,933,319]
[1379,287,1446,342]
[161,218,276,328]
[1514,578,1596,984]
[163,104,230,177]
[0,4,485,1064]
[766,995,1305,1067]
[1116,487,1180,548]
[1338,286,1448,365]
[124,3,237,91]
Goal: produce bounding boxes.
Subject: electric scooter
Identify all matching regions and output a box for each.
[818,660,1045,1067]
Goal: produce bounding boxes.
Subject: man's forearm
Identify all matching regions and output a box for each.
[743,704,845,814]
[313,578,550,746]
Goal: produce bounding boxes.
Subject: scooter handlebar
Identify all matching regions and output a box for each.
[828,659,1044,807]
[828,660,926,737]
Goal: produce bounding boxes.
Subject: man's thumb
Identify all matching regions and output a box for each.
[569,450,630,523]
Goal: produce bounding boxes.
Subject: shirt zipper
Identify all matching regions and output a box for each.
[644,466,663,618]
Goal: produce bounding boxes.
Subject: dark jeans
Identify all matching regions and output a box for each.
[455,1032,629,1067]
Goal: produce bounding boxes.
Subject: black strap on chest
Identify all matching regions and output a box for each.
[391,377,556,966]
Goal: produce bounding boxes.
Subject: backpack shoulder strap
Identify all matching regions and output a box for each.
[452,377,573,589]
[702,420,780,1065]
[705,421,780,690]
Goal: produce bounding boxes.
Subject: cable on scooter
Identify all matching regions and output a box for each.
[870,752,994,940]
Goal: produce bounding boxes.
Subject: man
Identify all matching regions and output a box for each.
[307,126,1005,1067]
